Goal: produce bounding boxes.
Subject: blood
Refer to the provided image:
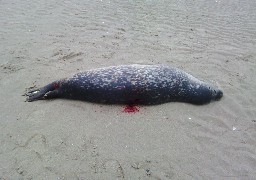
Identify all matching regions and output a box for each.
[123,105,139,113]
[54,83,59,89]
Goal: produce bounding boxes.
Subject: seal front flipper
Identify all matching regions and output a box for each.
[26,81,60,102]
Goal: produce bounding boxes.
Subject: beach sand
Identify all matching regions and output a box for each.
[0,0,256,179]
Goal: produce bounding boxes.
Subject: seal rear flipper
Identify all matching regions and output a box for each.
[26,89,46,102]
[26,81,58,102]
[44,89,60,99]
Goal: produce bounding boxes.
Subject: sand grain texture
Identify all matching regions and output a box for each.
[0,0,256,179]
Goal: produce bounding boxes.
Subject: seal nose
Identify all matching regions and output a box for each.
[215,90,223,100]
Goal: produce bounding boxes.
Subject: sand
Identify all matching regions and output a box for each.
[1,0,256,179]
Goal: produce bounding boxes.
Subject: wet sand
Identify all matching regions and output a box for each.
[0,0,256,179]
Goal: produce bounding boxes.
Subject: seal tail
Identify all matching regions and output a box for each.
[26,81,60,102]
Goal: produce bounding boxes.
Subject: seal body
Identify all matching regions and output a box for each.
[26,64,223,105]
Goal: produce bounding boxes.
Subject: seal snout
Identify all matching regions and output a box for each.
[213,89,223,101]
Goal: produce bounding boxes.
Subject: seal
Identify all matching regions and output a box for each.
[26,64,223,105]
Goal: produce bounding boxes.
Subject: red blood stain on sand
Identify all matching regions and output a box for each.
[123,105,139,113]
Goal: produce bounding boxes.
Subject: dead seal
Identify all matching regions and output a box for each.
[26,64,223,105]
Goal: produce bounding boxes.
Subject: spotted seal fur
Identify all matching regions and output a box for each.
[26,64,223,105]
